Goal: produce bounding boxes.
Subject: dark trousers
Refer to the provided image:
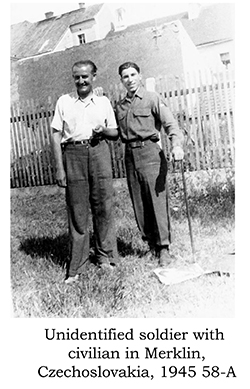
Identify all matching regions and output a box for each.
[63,140,117,277]
[125,141,171,249]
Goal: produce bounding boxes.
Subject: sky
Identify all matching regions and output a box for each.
[10,1,193,26]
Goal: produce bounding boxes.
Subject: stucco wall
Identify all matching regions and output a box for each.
[197,40,234,71]
[11,24,185,105]
[95,4,115,39]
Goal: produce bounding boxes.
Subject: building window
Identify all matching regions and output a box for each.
[78,34,86,45]
[220,52,230,68]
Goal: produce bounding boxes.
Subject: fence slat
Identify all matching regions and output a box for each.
[176,75,195,171]
[181,75,196,170]
[210,72,223,168]
[25,100,41,185]
[204,69,217,168]
[192,72,206,169]
[31,99,45,185]
[185,73,200,170]
[162,75,175,159]
[16,103,29,186]
[19,103,33,187]
[22,101,38,186]
[10,110,20,188]
[222,70,235,166]
[11,104,26,187]
[199,70,212,169]
[216,72,229,167]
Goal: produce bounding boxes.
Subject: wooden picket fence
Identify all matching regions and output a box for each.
[10,69,234,188]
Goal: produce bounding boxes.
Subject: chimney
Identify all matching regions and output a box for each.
[45,11,54,19]
[115,7,127,31]
[79,3,86,9]
[188,3,201,20]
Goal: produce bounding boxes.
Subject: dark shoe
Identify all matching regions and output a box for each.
[109,257,119,267]
[145,247,158,261]
[145,240,160,260]
[158,247,173,267]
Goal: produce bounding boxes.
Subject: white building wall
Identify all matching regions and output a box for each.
[39,5,116,53]
[95,4,115,39]
[197,40,234,72]
[178,20,207,83]
[54,28,74,51]
[70,19,96,45]
[54,20,96,51]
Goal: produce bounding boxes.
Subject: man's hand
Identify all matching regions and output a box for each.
[172,146,184,161]
[92,123,118,139]
[93,87,104,96]
[92,124,105,137]
[56,168,67,187]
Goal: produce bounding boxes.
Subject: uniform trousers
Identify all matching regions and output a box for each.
[62,140,117,277]
[125,140,171,249]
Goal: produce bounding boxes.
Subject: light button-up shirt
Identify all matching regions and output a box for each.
[51,91,117,143]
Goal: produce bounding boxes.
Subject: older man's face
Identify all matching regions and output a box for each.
[72,64,96,98]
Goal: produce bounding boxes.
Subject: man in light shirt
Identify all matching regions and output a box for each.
[51,60,118,284]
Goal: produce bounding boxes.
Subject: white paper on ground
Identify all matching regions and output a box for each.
[153,263,207,285]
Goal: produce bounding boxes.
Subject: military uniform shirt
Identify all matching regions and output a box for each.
[116,86,183,147]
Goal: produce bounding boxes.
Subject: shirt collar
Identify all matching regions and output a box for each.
[71,91,97,105]
[135,86,144,99]
[124,86,144,102]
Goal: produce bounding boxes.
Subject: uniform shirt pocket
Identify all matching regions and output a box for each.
[132,108,153,132]
[133,108,151,117]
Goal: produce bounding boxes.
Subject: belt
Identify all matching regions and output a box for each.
[125,139,154,149]
[64,139,90,145]
[62,138,100,148]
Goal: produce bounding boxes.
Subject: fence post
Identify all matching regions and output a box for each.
[145,77,156,92]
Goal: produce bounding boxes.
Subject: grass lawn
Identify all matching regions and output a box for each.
[10,169,235,318]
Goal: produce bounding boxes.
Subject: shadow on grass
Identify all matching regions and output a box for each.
[19,233,70,267]
[19,234,147,266]
[117,237,147,257]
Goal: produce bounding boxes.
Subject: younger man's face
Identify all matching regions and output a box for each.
[120,67,142,95]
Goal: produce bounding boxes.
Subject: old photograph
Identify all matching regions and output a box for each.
[10,2,235,318]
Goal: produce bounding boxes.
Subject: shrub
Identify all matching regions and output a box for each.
[169,168,235,221]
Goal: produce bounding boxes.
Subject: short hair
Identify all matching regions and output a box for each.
[118,62,140,76]
[72,60,97,74]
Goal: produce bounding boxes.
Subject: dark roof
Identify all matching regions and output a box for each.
[11,3,104,59]
[11,21,33,59]
[11,3,234,60]
[181,3,234,46]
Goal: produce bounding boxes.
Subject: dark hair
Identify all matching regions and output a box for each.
[72,60,97,74]
[118,62,140,76]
